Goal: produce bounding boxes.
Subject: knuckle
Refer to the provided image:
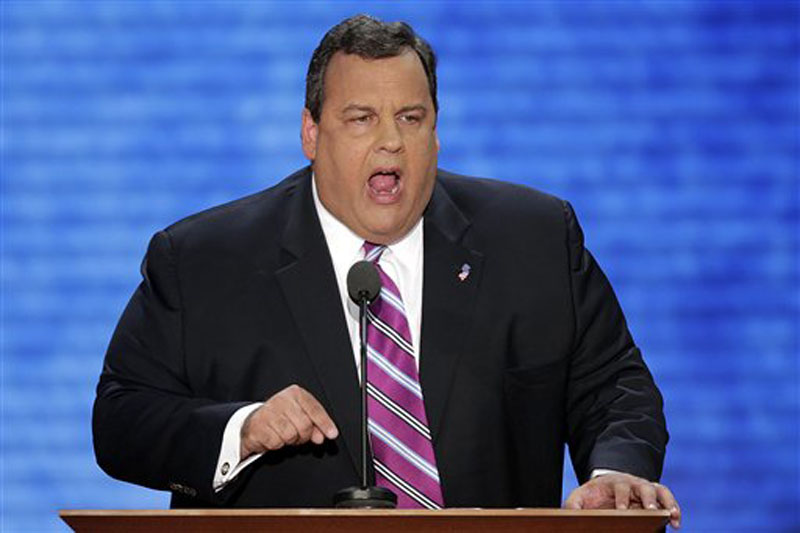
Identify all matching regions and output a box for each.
[277,422,295,440]
[271,416,288,432]
[263,396,280,411]
[297,421,313,439]
[267,432,284,450]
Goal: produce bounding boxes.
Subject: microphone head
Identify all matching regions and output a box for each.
[347,261,381,304]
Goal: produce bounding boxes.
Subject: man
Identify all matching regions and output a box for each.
[93,15,681,528]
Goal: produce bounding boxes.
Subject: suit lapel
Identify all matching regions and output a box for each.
[274,168,362,478]
[419,180,484,443]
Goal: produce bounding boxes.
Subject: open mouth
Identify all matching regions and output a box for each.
[367,167,402,202]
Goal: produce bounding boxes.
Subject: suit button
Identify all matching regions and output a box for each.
[221,462,230,475]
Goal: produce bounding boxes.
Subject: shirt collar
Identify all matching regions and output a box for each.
[312,174,363,263]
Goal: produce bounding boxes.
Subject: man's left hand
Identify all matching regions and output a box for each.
[564,472,681,529]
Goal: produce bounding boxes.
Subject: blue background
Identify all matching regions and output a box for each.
[2,1,798,531]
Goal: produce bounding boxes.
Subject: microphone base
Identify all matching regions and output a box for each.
[333,486,397,508]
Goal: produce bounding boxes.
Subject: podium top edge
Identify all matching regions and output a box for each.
[59,508,671,518]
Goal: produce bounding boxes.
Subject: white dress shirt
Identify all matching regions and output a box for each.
[213,175,424,490]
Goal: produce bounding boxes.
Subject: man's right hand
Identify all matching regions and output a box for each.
[240,384,339,460]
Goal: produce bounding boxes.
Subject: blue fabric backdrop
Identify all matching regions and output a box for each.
[2,1,798,531]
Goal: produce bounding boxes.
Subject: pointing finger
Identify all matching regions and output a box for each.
[296,387,338,439]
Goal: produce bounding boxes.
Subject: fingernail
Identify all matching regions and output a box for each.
[617,504,627,510]
[647,503,657,510]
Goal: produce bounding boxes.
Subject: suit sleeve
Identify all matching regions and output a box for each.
[562,201,668,484]
[92,230,250,504]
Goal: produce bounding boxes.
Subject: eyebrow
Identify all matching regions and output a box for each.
[340,104,375,115]
[396,105,428,115]
[339,103,429,116]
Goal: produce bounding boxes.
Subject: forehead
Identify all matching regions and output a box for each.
[322,50,432,109]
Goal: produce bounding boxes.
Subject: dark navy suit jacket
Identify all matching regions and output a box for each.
[93,166,668,508]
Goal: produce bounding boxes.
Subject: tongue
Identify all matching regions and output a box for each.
[369,173,397,193]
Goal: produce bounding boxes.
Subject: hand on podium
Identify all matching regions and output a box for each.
[564,472,681,530]
[240,385,339,459]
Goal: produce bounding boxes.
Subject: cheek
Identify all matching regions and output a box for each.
[330,138,370,169]
[412,131,439,156]
[408,139,439,177]
[328,153,368,200]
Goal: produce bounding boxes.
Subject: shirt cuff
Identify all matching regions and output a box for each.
[591,468,623,479]
[213,402,264,492]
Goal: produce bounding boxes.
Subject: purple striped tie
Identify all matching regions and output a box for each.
[363,242,444,509]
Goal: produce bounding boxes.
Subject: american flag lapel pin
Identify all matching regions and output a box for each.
[458,263,471,282]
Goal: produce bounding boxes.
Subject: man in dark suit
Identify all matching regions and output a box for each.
[93,15,680,528]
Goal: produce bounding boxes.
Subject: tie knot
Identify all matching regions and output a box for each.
[363,242,387,263]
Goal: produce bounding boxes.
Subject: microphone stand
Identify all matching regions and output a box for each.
[359,297,370,490]
[334,289,397,508]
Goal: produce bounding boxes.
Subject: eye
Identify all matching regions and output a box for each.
[350,114,372,125]
[399,114,421,124]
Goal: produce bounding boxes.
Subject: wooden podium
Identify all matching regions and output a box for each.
[60,508,670,532]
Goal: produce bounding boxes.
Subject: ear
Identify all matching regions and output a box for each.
[435,131,440,153]
[301,108,318,160]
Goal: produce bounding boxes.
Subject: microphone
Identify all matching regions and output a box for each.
[346,260,381,305]
[334,261,397,509]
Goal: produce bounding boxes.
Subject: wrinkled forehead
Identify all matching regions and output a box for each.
[321,50,433,113]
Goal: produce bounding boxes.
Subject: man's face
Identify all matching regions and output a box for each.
[301,50,439,244]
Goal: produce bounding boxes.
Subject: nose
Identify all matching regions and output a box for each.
[375,118,403,154]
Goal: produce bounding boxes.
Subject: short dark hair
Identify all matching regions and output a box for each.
[305,14,438,123]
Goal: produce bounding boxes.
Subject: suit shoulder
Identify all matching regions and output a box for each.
[162,168,307,247]
[436,169,566,222]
